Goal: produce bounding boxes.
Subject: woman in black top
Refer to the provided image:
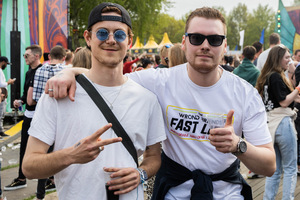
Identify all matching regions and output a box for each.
[256,44,300,199]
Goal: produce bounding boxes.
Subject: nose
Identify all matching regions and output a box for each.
[200,38,210,50]
[106,33,116,44]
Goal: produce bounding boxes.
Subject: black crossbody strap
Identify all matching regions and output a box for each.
[76,74,138,166]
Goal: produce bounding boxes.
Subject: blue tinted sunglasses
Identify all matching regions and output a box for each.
[94,28,127,43]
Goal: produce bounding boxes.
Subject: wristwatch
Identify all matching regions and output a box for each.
[232,137,247,156]
[137,168,148,184]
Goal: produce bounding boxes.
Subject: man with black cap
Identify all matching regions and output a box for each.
[0,56,15,138]
[22,2,165,200]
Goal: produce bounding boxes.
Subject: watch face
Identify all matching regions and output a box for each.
[240,141,247,153]
[138,168,148,181]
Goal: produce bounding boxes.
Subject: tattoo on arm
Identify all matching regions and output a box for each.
[75,142,81,148]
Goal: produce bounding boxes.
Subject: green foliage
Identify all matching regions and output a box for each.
[150,14,185,44]
[245,5,276,49]
[225,3,275,50]
[294,0,300,5]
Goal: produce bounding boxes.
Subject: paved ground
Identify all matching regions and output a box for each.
[0,116,59,200]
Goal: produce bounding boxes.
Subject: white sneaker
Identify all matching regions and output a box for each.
[247,171,264,179]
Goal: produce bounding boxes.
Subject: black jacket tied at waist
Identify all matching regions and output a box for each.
[151,151,252,200]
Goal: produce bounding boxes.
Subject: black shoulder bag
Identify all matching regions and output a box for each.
[75,74,138,167]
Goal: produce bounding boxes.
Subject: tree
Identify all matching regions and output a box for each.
[224,3,275,50]
[294,0,300,5]
[226,3,249,50]
[246,5,275,49]
[150,13,185,44]
[69,0,99,49]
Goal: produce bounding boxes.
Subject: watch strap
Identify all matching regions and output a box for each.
[137,168,148,184]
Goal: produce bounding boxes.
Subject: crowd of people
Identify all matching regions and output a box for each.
[0,1,300,200]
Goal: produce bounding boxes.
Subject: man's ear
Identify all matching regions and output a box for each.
[223,38,227,54]
[84,30,92,48]
[182,35,186,51]
[128,36,133,49]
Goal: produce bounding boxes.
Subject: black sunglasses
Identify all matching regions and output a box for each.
[185,33,225,47]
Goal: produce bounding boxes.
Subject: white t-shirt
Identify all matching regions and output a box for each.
[128,64,271,199]
[257,48,271,71]
[0,68,7,88]
[29,76,166,200]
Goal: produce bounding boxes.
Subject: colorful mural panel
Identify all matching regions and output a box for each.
[0,0,68,112]
[43,0,68,53]
[28,0,39,45]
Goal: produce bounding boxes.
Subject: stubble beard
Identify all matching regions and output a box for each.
[188,57,218,74]
[94,54,122,68]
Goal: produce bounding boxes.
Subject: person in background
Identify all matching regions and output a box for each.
[4,45,42,191]
[257,33,281,71]
[44,6,276,199]
[293,49,300,67]
[154,54,161,67]
[233,46,260,87]
[233,54,241,68]
[221,55,234,72]
[72,47,92,69]
[290,49,300,85]
[0,56,15,138]
[293,48,300,176]
[252,41,263,66]
[168,43,187,67]
[156,44,171,68]
[29,45,66,106]
[234,46,262,179]
[43,53,50,64]
[27,45,66,200]
[141,58,154,69]
[123,51,146,74]
[0,87,7,200]
[64,49,74,68]
[256,44,299,200]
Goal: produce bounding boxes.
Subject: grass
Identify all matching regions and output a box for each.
[1,164,19,171]
[22,190,56,200]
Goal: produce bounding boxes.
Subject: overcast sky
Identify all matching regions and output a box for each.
[166,0,294,19]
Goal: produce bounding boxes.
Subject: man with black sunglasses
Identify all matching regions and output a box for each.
[4,45,43,191]
[22,3,165,200]
[44,6,275,199]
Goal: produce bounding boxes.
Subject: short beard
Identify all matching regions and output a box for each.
[94,55,122,68]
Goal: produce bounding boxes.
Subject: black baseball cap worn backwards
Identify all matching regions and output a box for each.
[0,56,11,65]
[88,2,132,29]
